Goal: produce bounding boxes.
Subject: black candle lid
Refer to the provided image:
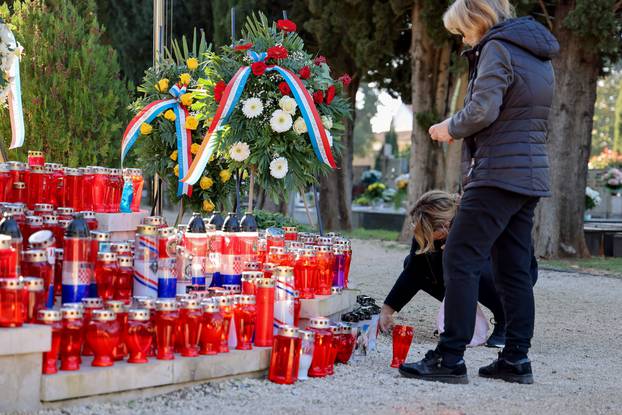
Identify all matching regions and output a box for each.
[0,214,22,239]
[239,211,257,232]
[207,211,225,228]
[64,214,90,238]
[187,212,206,233]
[222,212,240,232]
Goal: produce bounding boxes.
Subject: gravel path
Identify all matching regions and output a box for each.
[37,239,622,415]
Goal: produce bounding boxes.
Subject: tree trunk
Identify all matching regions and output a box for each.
[399,1,458,242]
[533,0,598,258]
[319,78,357,231]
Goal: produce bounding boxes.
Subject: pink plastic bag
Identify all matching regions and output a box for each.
[437,300,490,347]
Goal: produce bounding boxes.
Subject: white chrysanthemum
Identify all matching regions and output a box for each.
[270,109,293,133]
[278,95,297,115]
[321,115,333,130]
[325,130,333,147]
[269,157,289,179]
[242,97,263,118]
[293,117,307,135]
[229,142,250,162]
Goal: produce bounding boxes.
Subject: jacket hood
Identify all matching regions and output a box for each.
[480,16,559,60]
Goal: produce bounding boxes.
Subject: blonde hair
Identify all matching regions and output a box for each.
[410,190,459,254]
[443,0,515,41]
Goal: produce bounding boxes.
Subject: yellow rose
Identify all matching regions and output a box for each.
[202,199,215,213]
[219,169,232,183]
[191,143,200,154]
[187,57,199,71]
[140,123,153,135]
[179,73,192,85]
[242,170,249,180]
[180,93,193,107]
[170,150,178,161]
[173,165,179,177]
[199,176,214,190]
[155,78,169,93]
[164,109,176,121]
[186,116,199,131]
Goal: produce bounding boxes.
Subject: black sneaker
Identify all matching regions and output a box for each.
[398,350,468,384]
[485,324,506,348]
[479,354,534,384]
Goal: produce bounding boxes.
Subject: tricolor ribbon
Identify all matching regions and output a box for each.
[2,33,25,149]
[181,50,336,185]
[121,84,193,196]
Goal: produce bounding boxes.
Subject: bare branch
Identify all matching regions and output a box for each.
[538,0,553,30]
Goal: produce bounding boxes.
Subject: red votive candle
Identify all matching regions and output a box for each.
[268,325,301,385]
[155,299,178,360]
[81,297,104,356]
[28,150,45,167]
[391,324,414,368]
[94,252,117,301]
[63,168,82,211]
[178,298,202,357]
[294,248,318,299]
[22,249,54,308]
[336,324,356,364]
[234,294,256,350]
[38,309,62,374]
[0,278,24,327]
[21,277,46,323]
[136,297,157,357]
[213,296,233,353]
[308,317,333,378]
[106,300,128,360]
[254,278,275,347]
[115,256,133,304]
[22,216,43,243]
[315,246,335,296]
[86,309,120,367]
[59,307,83,371]
[0,234,18,279]
[199,302,223,355]
[125,308,152,363]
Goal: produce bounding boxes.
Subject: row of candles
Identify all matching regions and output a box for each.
[0,152,144,213]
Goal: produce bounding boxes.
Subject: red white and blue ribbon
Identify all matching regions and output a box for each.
[6,49,24,149]
[121,84,192,196]
[181,50,336,185]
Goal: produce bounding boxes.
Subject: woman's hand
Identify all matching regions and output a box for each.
[379,304,396,333]
[429,118,454,143]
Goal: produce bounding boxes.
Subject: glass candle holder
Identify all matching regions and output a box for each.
[115,256,133,304]
[10,181,26,204]
[21,277,46,323]
[91,167,107,213]
[326,325,341,375]
[268,325,301,385]
[297,330,315,381]
[178,298,202,357]
[0,234,18,279]
[254,278,275,347]
[37,309,62,375]
[136,297,157,357]
[262,262,276,279]
[234,294,256,350]
[293,291,301,327]
[337,324,356,364]
[266,232,285,254]
[106,300,128,361]
[28,150,45,167]
[56,207,74,222]
[130,169,144,212]
[63,168,82,211]
[94,252,117,301]
[53,248,63,298]
[34,203,54,217]
[59,307,84,371]
[332,246,346,288]
[22,249,54,308]
[81,211,98,231]
[308,317,333,378]
[90,231,111,268]
[282,226,298,242]
[199,302,223,355]
[0,164,11,202]
[81,297,104,356]
[0,278,24,327]
[46,163,65,208]
[391,324,414,368]
[125,308,152,364]
[155,299,178,360]
[86,309,120,367]
[294,249,318,299]
[315,246,335,296]
[256,238,267,265]
[27,165,47,209]
[213,296,233,353]
[23,215,43,243]
[241,271,262,296]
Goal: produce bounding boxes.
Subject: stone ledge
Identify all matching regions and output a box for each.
[0,324,51,355]
[41,347,272,402]
[299,289,359,319]
[94,211,148,233]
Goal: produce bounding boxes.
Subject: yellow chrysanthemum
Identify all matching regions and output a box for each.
[164,109,176,122]
[199,176,214,190]
[179,73,192,85]
[155,78,169,93]
[180,93,193,107]
[186,116,199,131]
[140,123,153,135]
[173,165,179,177]
[219,169,232,183]
[170,150,178,161]
[202,199,215,213]
[186,57,199,71]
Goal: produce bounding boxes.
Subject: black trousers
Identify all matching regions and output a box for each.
[438,186,539,362]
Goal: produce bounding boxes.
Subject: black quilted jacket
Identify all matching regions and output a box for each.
[448,17,560,197]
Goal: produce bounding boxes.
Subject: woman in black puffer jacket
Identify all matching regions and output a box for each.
[399,0,559,385]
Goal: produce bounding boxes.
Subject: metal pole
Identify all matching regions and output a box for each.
[151,0,165,216]
[231,7,236,44]
[312,184,324,236]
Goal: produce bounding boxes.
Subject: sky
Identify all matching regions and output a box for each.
[365,90,413,133]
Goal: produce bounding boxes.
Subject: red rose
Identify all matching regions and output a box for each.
[325,85,336,105]
[234,42,253,51]
[338,73,352,88]
[251,61,267,76]
[213,80,226,103]
[313,90,324,105]
[267,45,288,60]
[314,55,326,66]
[298,65,311,80]
[277,19,297,32]
[278,81,291,95]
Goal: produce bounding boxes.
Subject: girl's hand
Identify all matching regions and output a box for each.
[379,304,396,333]
[429,119,454,143]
